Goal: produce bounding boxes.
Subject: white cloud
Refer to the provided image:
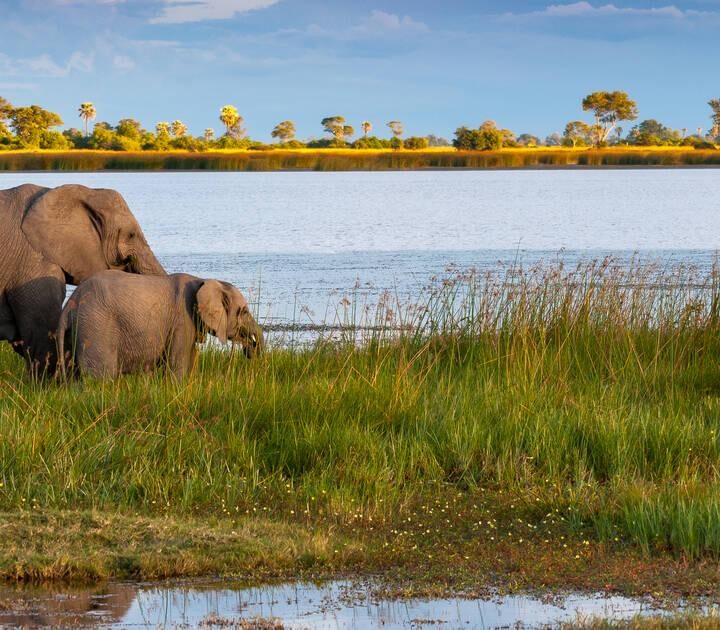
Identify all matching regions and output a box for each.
[150,0,281,24]
[113,54,136,71]
[352,10,429,35]
[0,51,95,78]
[504,2,710,19]
[299,10,430,40]
[52,0,126,4]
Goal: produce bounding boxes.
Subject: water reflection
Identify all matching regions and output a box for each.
[0,579,672,628]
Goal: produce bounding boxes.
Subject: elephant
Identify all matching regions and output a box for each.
[0,183,165,376]
[57,271,263,379]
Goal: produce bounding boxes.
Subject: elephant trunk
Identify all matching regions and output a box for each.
[129,250,166,276]
[243,323,264,359]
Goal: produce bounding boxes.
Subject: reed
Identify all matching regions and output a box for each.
[0,148,718,171]
[3,259,720,560]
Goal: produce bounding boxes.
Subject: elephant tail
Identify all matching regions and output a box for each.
[56,297,77,380]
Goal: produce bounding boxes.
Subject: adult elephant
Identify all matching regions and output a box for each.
[0,183,165,376]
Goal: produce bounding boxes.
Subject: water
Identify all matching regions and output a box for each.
[0,579,681,628]
[2,170,719,326]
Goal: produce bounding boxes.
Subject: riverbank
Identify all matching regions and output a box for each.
[4,261,720,598]
[0,147,718,171]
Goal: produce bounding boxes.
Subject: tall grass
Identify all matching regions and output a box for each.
[0,148,718,171]
[3,259,720,557]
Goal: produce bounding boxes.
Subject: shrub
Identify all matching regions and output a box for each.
[404,136,429,150]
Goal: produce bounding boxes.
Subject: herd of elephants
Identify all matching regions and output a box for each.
[0,183,263,380]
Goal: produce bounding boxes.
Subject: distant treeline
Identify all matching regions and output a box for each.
[1,149,720,172]
[1,92,719,153]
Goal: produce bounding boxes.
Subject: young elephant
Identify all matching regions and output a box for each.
[58,270,263,379]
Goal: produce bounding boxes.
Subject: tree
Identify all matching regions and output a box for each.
[219,105,240,136]
[78,102,96,137]
[404,136,429,150]
[361,121,372,137]
[116,118,143,141]
[156,121,171,137]
[171,120,188,137]
[0,96,12,137]
[426,134,450,147]
[626,119,680,146]
[387,120,404,139]
[545,132,563,146]
[204,128,215,142]
[581,91,638,145]
[710,100,720,138]
[453,122,504,151]
[516,133,540,147]
[9,105,63,147]
[271,120,296,143]
[563,120,593,148]
[321,116,353,145]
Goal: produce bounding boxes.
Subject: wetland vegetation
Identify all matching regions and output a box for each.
[5,259,720,598]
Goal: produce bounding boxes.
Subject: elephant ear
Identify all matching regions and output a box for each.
[196,280,229,343]
[20,184,111,284]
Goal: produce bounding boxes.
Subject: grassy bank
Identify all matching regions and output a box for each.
[5,260,720,592]
[0,147,719,171]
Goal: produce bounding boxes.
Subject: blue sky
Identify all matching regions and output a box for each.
[1,0,718,140]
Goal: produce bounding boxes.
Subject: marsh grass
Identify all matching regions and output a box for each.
[3,259,720,559]
[0,148,719,171]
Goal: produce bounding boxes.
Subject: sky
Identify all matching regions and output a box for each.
[0,0,718,140]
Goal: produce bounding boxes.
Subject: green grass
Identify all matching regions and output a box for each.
[4,259,720,583]
[0,148,719,171]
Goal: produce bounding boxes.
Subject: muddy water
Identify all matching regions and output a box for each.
[0,579,678,628]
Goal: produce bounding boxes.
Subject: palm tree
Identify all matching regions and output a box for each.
[204,128,215,142]
[78,102,96,137]
[387,120,404,138]
[219,105,240,136]
[361,121,372,137]
[171,120,188,137]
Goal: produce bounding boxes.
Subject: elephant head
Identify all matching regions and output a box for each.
[20,184,165,284]
[196,280,263,358]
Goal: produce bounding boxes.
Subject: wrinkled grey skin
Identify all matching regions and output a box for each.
[58,271,263,380]
[0,184,165,377]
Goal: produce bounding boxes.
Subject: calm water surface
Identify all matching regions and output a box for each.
[0,579,682,628]
[2,170,719,325]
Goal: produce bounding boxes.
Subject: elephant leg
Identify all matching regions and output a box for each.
[7,275,66,378]
[165,330,197,381]
[0,294,18,344]
[75,313,121,380]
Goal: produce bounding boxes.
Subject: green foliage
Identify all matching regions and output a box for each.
[389,136,403,150]
[627,120,682,146]
[219,105,241,136]
[403,136,429,150]
[582,91,638,144]
[5,261,720,561]
[116,118,143,141]
[516,133,540,147]
[563,120,593,147]
[426,134,450,147]
[453,121,506,151]
[351,136,391,149]
[8,105,63,147]
[271,120,296,142]
[321,116,353,145]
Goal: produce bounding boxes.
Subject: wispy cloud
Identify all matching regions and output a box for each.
[352,10,430,36]
[298,10,430,40]
[113,54,135,71]
[0,51,94,78]
[503,2,712,20]
[149,0,281,24]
